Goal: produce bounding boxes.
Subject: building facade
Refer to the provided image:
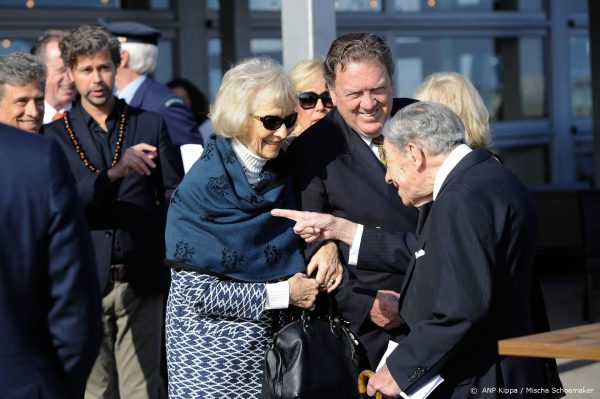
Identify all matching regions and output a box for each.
[0,0,593,186]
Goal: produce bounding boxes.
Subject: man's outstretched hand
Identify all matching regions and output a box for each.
[271,209,357,245]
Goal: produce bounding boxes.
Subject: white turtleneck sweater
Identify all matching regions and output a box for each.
[230,138,267,185]
[230,138,290,310]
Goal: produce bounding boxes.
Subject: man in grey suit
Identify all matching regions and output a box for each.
[275,101,554,398]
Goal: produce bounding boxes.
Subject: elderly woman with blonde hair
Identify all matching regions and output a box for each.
[289,58,333,136]
[414,71,491,149]
[164,57,324,398]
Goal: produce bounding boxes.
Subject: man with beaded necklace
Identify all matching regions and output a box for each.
[42,24,182,399]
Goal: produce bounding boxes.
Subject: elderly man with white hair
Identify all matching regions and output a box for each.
[273,101,555,399]
[101,19,204,147]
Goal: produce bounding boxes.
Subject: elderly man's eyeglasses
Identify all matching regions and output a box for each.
[250,112,298,130]
[297,91,334,110]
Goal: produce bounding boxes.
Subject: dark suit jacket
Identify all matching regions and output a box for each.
[130,76,204,146]
[43,100,183,296]
[287,98,419,365]
[375,148,547,398]
[0,124,102,398]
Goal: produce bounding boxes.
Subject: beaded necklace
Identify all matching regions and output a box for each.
[63,104,128,173]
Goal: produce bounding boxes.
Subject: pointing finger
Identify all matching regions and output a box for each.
[271,208,308,222]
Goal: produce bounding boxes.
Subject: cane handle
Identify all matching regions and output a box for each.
[358,369,383,399]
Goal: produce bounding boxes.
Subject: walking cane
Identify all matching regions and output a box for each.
[358,370,383,399]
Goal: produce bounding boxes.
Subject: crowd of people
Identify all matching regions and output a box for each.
[0,19,562,399]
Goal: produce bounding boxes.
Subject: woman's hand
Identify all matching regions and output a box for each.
[287,273,319,309]
[307,241,343,292]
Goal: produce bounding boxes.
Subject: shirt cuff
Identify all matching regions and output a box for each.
[265,281,290,310]
[348,224,364,266]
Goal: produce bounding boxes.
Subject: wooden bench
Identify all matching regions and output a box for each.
[498,323,600,361]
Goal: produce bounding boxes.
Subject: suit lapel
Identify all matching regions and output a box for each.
[398,150,491,306]
[335,112,400,210]
[415,202,431,235]
[124,107,138,150]
[398,203,433,303]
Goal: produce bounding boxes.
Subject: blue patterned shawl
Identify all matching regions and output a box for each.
[165,135,305,282]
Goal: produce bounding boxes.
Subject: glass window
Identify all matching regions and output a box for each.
[575,148,594,185]
[206,38,282,100]
[570,35,591,118]
[497,145,548,185]
[207,0,283,12]
[567,0,588,12]
[336,0,382,12]
[394,0,542,12]
[154,39,173,84]
[0,0,169,9]
[208,38,222,100]
[250,38,282,62]
[208,0,382,12]
[0,38,33,55]
[250,0,281,11]
[150,0,170,9]
[393,35,546,121]
[207,0,218,11]
[248,0,281,11]
[0,0,116,9]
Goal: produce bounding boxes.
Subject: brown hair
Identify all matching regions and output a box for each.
[60,25,121,70]
[324,32,394,88]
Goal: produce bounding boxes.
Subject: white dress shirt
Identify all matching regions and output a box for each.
[348,144,473,265]
[43,101,72,125]
[115,75,147,103]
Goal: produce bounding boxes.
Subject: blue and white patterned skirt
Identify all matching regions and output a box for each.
[166,269,286,398]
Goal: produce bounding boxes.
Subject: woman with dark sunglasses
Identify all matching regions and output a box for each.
[289,59,334,136]
[163,57,342,398]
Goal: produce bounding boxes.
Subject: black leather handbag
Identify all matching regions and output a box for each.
[262,301,370,399]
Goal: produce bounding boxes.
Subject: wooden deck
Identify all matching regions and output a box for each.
[498,323,600,361]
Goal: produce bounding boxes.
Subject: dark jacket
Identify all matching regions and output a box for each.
[375,149,548,398]
[287,98,419,365]
[0,125,102,398]
[43,100,183,296]
[130,76,204,146]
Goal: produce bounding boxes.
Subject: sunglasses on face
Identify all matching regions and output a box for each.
[250,112,298,130]
[297,91,334,110]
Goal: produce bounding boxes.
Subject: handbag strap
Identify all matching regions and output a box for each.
[299,294,349,338]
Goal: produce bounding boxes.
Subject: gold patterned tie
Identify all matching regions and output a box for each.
[371,135,386,167]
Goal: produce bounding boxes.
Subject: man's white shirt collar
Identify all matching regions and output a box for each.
[43,100,72,124]
[433,144,472,201]
[115,74,147,104]
[359,135,374,146]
